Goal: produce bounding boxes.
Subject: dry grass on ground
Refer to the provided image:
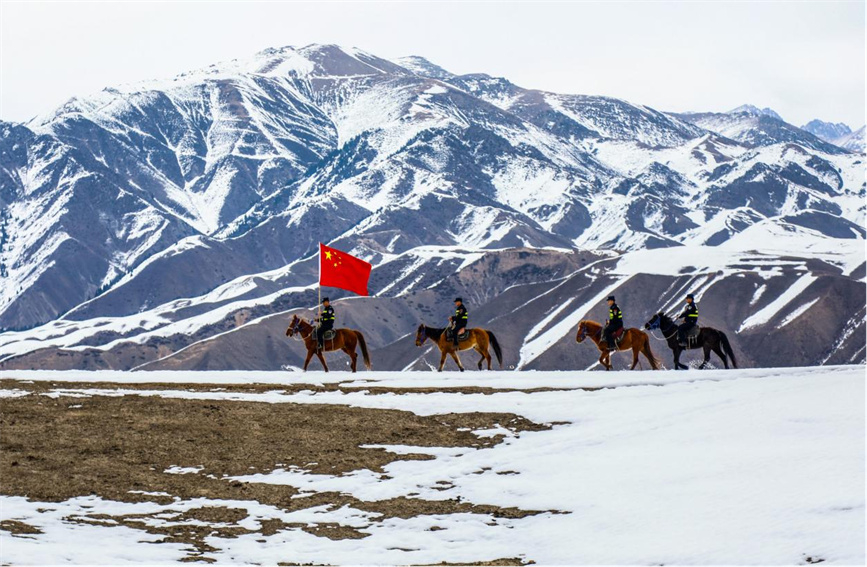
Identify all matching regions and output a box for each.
[1,380,549,564]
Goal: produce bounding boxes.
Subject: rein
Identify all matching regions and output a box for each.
[288,319,314,342]
[651,315,679,341]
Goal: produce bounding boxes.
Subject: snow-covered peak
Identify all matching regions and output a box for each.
[801,119,852,142]
[834,125,865,153]
[729,104,783,121]
[394,56,455,80]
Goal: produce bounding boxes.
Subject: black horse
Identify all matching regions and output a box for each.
[644,313,737,370]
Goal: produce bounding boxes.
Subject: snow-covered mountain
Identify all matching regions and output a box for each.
[729,104,784,121]
[834,125,865,153]
[802,120,865,153]
[0,44,864,369]
[801,119,852,142]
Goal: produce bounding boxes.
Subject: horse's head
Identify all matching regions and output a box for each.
[286,314,302,337]
[644,312,663,331]
[415,324,427,347]
[575,320,588,343]
[576,320,601,343]
[645,312,671,330]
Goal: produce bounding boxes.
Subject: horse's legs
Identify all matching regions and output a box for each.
[479,336,492,370]
[316,350,328,372]
[630,340,641,370]
[713,344,728,369]
[450,351,465,372]
[673,347,686,370]
[699,345,712,369]
[438,351,447,372]
[598,350,613,370]
[303,350,314,372]
[641,338,658,370]
[474,346,484,370]
[342,346,357,373]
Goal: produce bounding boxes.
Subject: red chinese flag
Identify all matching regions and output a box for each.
[319,243,372,296]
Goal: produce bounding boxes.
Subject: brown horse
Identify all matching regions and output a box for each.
[285,315,371,372]
[575,320,660,371]
[415,325,503,372]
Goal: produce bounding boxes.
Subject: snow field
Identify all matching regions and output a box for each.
[1,365,864,565]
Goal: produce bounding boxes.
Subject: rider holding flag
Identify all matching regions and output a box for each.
[315,297,336,350]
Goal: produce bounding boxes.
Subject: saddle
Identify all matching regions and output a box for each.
[445,328,470,342]
[607,327,625,351]
[679,325,700,346]
[319,329,336,341]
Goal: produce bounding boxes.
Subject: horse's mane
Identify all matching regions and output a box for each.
[424,326,445,340]
[657,312,675,325]
[580,319,602,330]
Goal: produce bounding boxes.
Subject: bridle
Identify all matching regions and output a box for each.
[287,317,313,342]
[647,314,678,341]
[415,325,428,346]
[576,323,602,342]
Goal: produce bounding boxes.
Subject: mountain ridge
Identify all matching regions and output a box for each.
[0,44,863,369]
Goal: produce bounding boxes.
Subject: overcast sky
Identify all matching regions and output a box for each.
[1,1,864,127]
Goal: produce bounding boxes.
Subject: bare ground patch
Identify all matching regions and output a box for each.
[1,380,552,563]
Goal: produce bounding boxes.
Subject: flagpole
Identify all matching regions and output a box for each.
[318,243,322,319]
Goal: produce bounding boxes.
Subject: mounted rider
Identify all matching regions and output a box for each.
[603,295,623,351]
[315,297,336,350]
[449,297,468,345]
[677,293,699,346]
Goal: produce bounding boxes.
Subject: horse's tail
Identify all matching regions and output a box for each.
[641,332,661,370]
[486,330,503,368]
[719,331,737,369]
[354,330,372,370]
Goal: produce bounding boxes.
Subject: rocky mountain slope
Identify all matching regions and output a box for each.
[0,44,863,370]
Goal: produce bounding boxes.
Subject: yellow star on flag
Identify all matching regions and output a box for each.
[324,251,332,260]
